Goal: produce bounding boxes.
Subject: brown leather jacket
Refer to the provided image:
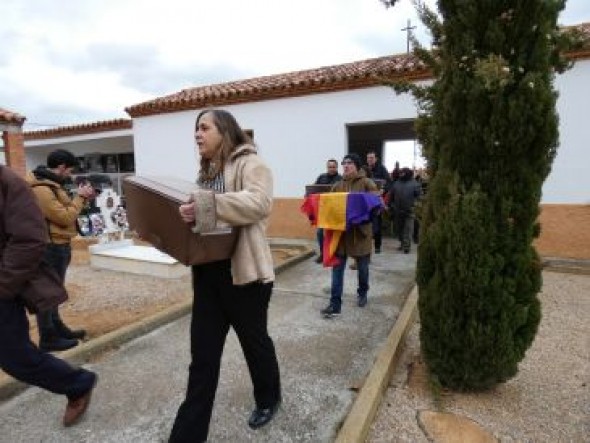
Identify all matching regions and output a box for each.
[0,166,47,300]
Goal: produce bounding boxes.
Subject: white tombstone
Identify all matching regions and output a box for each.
[95,188,123,235]
[88,187,188,278]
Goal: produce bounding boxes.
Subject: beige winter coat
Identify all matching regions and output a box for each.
[191,144,274,285]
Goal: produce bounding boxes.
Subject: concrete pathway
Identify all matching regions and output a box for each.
[0,238,416,442]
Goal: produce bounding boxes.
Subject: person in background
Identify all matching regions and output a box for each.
[0,165,97,427]
[390,161,401,182]
[26,149,95,352]
[172,109,281,443]
[365,151,392,254]
[321,153,378,318]
[313,159,342,263]
[388,167,422,253]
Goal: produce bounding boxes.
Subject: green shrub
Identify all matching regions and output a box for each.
[386,0,579,390]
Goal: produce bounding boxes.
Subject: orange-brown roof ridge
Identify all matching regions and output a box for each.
[24,118,132,141]
[0,107,26,125]
[126,52,429,118]
[125,21,590,119]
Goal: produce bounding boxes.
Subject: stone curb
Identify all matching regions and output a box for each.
[0,246,314,402]
[0,300,193,402]
[335,282,418,443]
[272,245,315,274]
[542,256,590,275]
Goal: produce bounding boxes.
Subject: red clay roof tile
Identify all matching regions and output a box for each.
[0,107,26,125]
[126,22,590,119]
[24,118,132,140]
[125,53,430,118]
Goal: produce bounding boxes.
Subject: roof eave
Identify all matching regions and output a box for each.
[125,69,432,118]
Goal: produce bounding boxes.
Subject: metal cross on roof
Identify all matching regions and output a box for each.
[401,19,417,54]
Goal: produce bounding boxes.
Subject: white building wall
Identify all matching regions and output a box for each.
[24,130,133,171]
[543,58,590,204]
[133,112,200,183]
[133,86,417,197]
[132,60,589,203]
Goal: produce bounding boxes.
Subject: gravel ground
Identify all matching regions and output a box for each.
[368,270,590,442]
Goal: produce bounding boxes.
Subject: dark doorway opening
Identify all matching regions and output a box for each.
[346,119,416,168]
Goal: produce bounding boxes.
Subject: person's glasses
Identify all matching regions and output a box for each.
[341,160,354,165]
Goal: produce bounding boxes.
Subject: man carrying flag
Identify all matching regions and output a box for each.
[320,153,379,318]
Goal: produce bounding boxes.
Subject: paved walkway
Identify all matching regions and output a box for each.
[0,238,416,442]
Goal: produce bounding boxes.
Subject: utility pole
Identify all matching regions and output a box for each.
[401,19,416,54]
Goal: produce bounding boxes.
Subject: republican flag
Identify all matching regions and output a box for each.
[301,192,382,267]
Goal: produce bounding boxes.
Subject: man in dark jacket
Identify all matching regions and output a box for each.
[365,151,391,254]
[313,159,342,263]
[388,167,421,253]
[0,165,97,427]
[26,149,95,351]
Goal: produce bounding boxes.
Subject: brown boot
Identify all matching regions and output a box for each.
[63,379,97,427]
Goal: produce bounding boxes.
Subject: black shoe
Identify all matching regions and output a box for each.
[56,320,87,340]
[39,336,78,352]
[404,248,410,254]
[320,305,341,318]
[357,296,368,307]
[315,255,323,264]
[248,397,281,430]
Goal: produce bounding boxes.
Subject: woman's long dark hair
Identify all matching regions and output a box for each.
[196,109,253,181]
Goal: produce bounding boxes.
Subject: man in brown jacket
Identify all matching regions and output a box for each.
[26,149,95,351]
[0,165,97,427]
[320,153,378,318]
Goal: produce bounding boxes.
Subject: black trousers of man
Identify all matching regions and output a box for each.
[372,214,383,252]
[169,260,281,443]
[0,298,95,399]
[36,243,72,337]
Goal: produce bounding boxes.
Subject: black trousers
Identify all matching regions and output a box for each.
[0,299,95,399]
[169,260,281,443]
[372,214,383,250]
[36,244,71,335]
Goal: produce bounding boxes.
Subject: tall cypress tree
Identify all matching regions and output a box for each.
[382,0,581,390]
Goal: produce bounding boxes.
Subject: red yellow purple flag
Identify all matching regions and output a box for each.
[301,192,382,267]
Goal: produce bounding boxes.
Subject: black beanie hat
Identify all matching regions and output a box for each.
[343,153,362,170]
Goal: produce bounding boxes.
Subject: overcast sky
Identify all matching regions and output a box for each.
[1,0,588,130]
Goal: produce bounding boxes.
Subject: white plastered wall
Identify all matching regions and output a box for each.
[132,86,417,197]
[542,58,590,204]
[24,129,133,171]
[132,59,588,203]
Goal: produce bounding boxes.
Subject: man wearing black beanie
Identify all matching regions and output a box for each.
[342,153,362,171]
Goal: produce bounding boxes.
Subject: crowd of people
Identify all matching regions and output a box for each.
[1,109,423,441]
[311,150,424,319]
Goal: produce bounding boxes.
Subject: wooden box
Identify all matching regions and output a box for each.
[123,176,237,266]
